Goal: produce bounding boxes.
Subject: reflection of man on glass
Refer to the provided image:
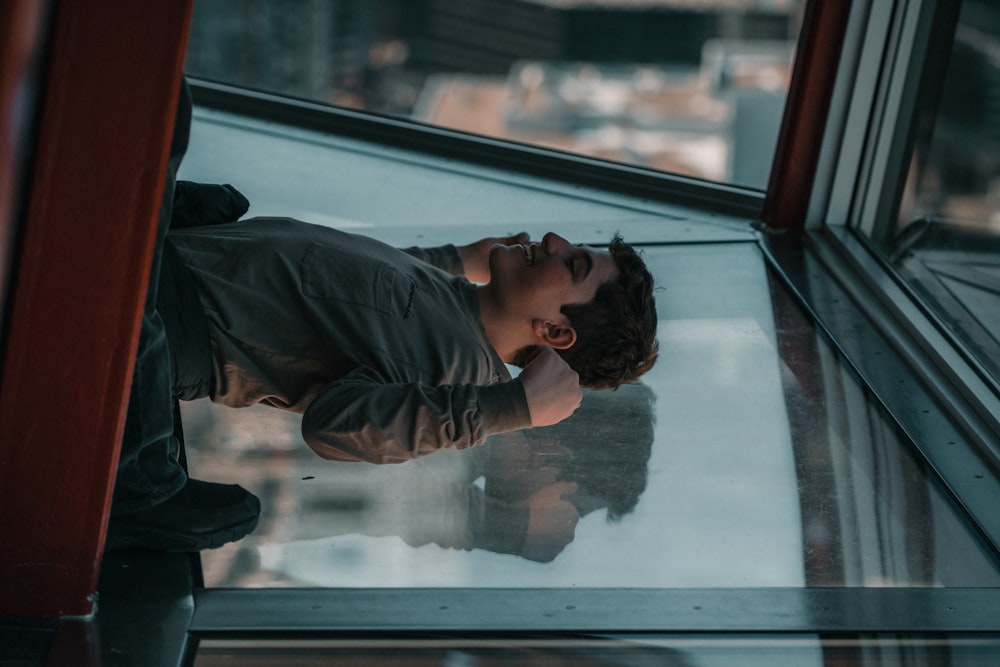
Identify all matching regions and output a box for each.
[285,383,656,564]
[109,85,658,553]
[486,382,656,562]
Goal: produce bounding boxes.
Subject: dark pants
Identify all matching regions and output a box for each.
[110,84,192,516]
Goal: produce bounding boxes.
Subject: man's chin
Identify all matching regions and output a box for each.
[487,243,512,277]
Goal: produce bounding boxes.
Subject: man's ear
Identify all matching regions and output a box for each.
[532,318,577,350]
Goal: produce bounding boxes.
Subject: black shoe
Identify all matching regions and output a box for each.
[106,478,261,552]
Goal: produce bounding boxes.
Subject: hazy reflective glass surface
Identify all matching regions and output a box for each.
[195,635,1000,666]
[887,0,1000,384]
[183,243,1000,588]
[185,0,803,188]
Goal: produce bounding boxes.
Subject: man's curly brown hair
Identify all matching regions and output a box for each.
[513,235,658,389]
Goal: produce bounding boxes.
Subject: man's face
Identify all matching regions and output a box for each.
[487,232,618,328]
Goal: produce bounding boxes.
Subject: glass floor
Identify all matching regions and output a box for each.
[174,107,1000,591]
[178,241,1000,590]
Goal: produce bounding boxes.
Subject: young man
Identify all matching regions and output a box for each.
[108,87,657,553]
[166,215,656,462]
[109,214,656,552]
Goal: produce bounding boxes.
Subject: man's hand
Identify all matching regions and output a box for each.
[523,481,580,562]
[457,232,530,283]
[519,347,582,427]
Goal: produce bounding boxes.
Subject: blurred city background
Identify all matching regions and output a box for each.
[185,0,805,189]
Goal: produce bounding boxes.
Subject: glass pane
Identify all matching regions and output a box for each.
[182,241,1000,588]
[886,0,1000,384]
[195,635,1000,666]
[184,0,805,188]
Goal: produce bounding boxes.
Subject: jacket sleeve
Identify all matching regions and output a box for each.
[171,181,250,228]
[400,244,464,275]
[301,364,532,464]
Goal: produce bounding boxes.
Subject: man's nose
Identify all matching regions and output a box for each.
[542,232,572,255]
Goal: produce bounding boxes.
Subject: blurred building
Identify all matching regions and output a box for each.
[186,0,380,101]
[186,0,800,186]
[186,0,800,108]
[408,0,796,73]
[413,39,793,186]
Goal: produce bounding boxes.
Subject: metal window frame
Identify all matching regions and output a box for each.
[752,0,1000,637]
[801,0,1000,464]
[191,587,1000,635]
[820,0,963,240]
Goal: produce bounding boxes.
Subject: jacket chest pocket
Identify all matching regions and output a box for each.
[301,242,416,318]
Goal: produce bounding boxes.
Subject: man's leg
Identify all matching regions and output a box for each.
[110,310,186,516]
[106,83,260,552]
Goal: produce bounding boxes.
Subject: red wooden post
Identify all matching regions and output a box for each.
[0,1,193,616]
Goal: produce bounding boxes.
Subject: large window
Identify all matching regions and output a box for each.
[170,0,1000,656]
[794,0,1000,570]
[185,0,804,189]
[816,0,1000,481]
[884,0,1000,386]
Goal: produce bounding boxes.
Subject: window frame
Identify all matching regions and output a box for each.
[833,0,961,242]
[779,0,1000,584]
[802,0,1000,472]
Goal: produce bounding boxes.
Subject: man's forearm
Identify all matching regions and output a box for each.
[301,369,532,464]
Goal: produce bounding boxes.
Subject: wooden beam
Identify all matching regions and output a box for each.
[0,0,193,617]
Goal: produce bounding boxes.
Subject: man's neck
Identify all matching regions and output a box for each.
[475,285,529,364]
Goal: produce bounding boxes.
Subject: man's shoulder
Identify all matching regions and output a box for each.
[173,217,412,261]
